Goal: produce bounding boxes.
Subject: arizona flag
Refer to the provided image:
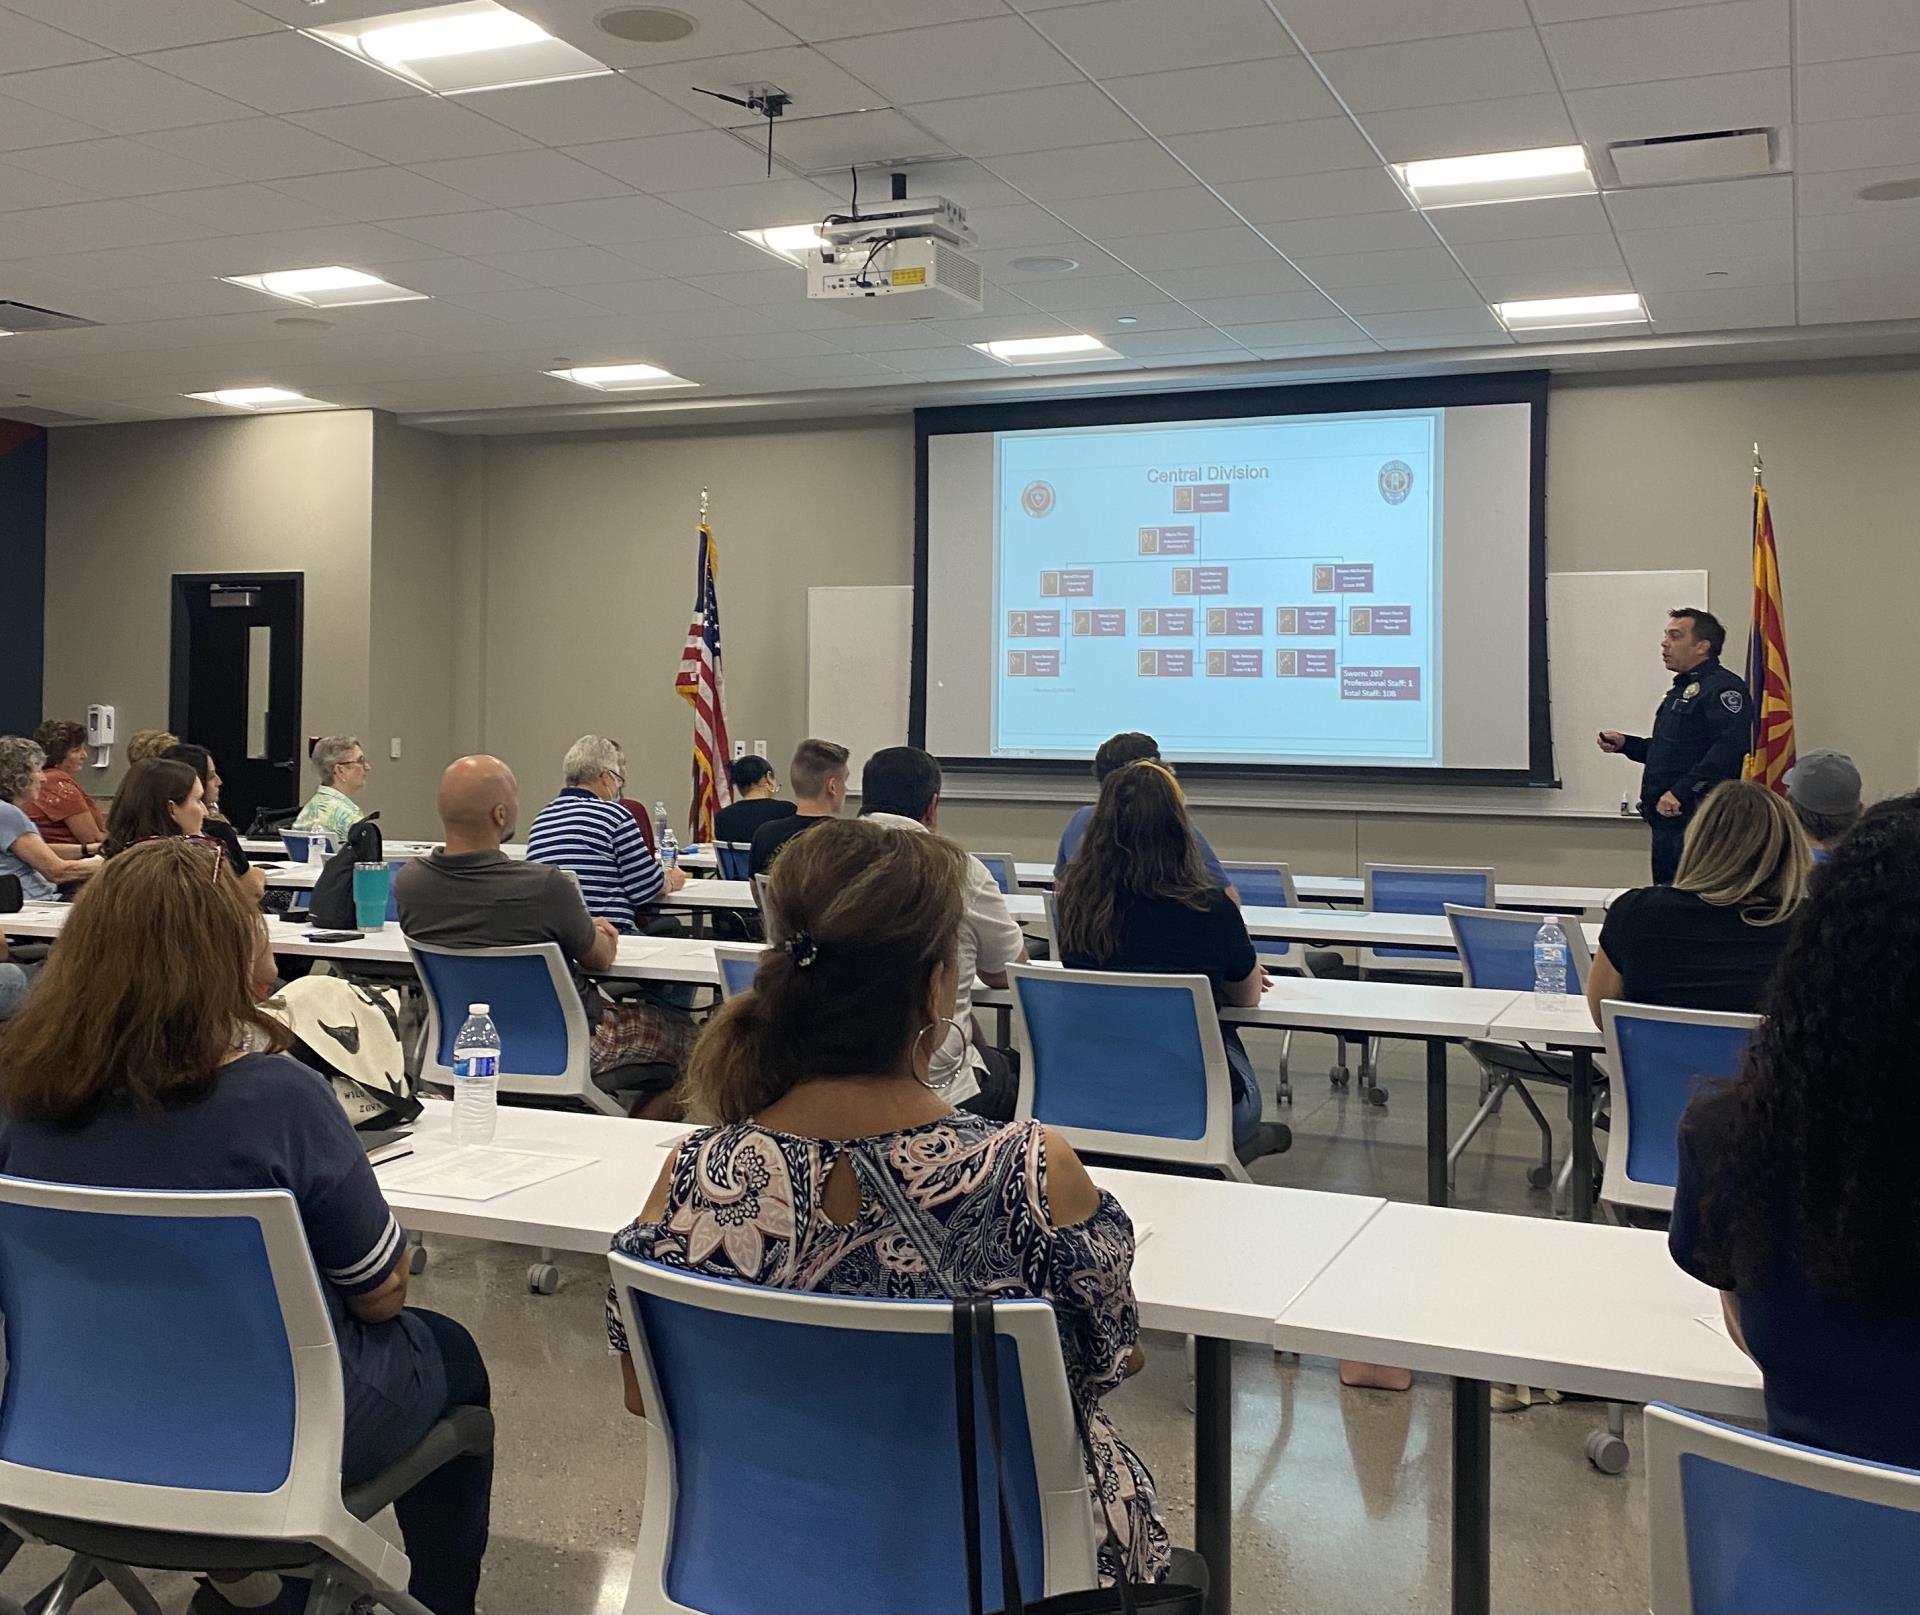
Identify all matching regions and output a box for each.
[674,522,733,840]
[1742,480,1795,791]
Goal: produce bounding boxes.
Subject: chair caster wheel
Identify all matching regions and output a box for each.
[1526,1165,1554,1190]
[1365,1085,1389,1107]
[409,1245,428,1275]
[527,1263,560,1295]
[1585,1430,1630,1475]
[1329,1066,1351,1089]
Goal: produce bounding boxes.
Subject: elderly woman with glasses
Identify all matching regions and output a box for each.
[292,733,372,845]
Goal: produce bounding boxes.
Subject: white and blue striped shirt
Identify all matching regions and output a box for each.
[526,787,663,934]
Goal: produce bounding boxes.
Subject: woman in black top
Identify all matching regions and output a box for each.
[712,754,795,847]
[1055,759,1286,1158]
[163,742,266,904]
[1588,778,1808,1018]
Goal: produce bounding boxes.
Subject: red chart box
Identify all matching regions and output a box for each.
[1276,606,1337,635]
[1071,608,1128,636]
[1311,564,1375,593]
[1172,566,1231,595]
[1138,649,1194,677]
[1137,525,1198,556]
[1007,650,1061,677]
[1276,649,1337,678]
[1006,609,1061,638]
[1341,665,1421,700]
[1205,606,1265,636]
[1138,607,1195,636]
[1206,649,1263,678]
[1367,605,1412,635]
[1039,569,1096,597]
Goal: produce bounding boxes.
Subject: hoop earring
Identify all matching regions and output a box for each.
[909,1017,970,1088]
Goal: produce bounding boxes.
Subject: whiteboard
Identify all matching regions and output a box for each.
[807,585,912,786]
[1547,569,1709,815]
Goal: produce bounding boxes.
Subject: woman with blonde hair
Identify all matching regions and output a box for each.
[1588,777,1810,1018]
[607,816,1172,1585]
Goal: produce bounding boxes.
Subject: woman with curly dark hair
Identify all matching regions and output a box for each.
[1669,791,1920,1466]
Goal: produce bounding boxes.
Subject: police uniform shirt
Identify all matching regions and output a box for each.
[1622,656,1751,812]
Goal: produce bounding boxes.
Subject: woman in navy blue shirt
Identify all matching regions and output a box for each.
[1669,791,1920,1467]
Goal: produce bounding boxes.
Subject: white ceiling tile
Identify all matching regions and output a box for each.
[1795,164,1920,214]
[974,242,1126,278]
[1146,259,1311,300]
[653,175,840,227]
[1,57,259,133]
[137,32,417,114]
[453,75,699,148]
[3,137,236,200]
[745,0,1005,43]
[769,109,952,170]
[143,220,447,274]
[1797,241,1920,282]
[1796,113,1920,174]
[607,232,771,274]
[629,45,890,127]
[1541,0,1786,90]
[1796,0,1920,64]
[465,245,650,286]
[288,99,541,166]
[0,245,192,291]
[1218,166,1412,224]
[1028,0,1293,77]
[355,257,532,296]
[1078,304,1220,335]
[1601,174,1791,230]
[440,287,615,322]
[1167,120,1381,186]
[1104,327,1249,356]
[1455,232,1626,277]
[272,165,494,221]
[1313,30,1556,113]
[911,84,1142,158]
[7,0,278,52]
[1617,218,1793,289]
[26,277,277,325]
[1100,226,1284,271]
[137,117,378,181]
[563,278,742,316]
[988,140,1191,200]
[818,17,1081,101]
[879,158,1024,209]
[1642,283,1794,331]
[1472,265,1641,299]
[0,91,110,150]
[963,200,1082,247]
[1353,94,1578,164]
[1526,0,1715,20]
[0,164,104,211]
[0,7,110,69]
[1374,331,1511,350]
[1333,278,1495,313]
[1354,305,1507,339]
[677,267,803,307]
[1045,185,1238,237]
[1263,209,1441,254]
[514,193,709,244]
[1105,59,1343,136]
[0,198,202,257]
[1297,245,1465,289]
[1798,274,1920,322]
[1783,206,1920,253]
[1214,316,1367,350]
[507,0,801,69]
[384,209,584,255]
[1564,69,1790,151]
[1429,195,1612,245]
[567,128,771,191]
[1795,52,1920,123]
[411,151,635,208]
[1276,0,1534,51]
[1179,292,1345,325]
[154,181,349,233]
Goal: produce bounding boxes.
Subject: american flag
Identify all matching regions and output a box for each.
[674,522,732,840]
[1742,479,1795,791]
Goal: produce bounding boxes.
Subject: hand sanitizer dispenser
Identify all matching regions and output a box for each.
[85,705,115,768]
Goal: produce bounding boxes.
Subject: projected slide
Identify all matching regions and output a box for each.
[993,411,1440,763]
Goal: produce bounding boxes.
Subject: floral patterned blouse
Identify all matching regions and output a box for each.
[607,1112,1170,1584]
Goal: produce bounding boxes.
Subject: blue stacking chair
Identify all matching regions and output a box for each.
[715,842,754,881]
[710,941,763,1000]
[973,853,1016,895]
[1008,963,1245,1181]
[1646,1404,1920,1614]
[1600,1001,1761,1217]
[0,1178,492,1615]
[1361,863,1494,977]
[608,1257,1100,1614]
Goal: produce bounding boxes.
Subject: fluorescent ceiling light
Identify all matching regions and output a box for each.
[1494,292,1648,331]
[544,363,698,392]
[222,266,427,309]
[306,0,610,95]
[971,334,1120,365]
[1396,144,1594,208]
[185,388,336,411]
[734,224,831,265]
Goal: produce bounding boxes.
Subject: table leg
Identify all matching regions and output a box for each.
[1426,1038,1449,1207]
[1569,1047,1596,1222]
[1194,1334,1232,1614]
[1452,1376,1491,1615]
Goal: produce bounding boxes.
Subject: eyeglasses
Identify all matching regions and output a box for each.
[606,770,627,790]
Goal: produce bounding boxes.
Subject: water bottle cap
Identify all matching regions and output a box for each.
[468,1002,490,1015]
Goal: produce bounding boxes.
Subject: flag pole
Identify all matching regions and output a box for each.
[1753,441,1763,487]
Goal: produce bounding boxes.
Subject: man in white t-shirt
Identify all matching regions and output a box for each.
[860,745,1027,1119]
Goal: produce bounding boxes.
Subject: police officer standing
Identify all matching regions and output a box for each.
[1599,607,1751,882]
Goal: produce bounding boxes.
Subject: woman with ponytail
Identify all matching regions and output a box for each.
[606,816,1171,1584]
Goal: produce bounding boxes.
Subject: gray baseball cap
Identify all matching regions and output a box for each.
[1785,750,1862,815]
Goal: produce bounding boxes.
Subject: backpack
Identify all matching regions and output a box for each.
[260,974,420,1130]
[309,813,384,930]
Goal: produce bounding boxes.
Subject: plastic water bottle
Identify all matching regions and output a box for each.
[451,1003,500,1146]
[1533,919,1569,1004]
[653,800,670,846]
[658,823,679,872]
[306,831,329,869]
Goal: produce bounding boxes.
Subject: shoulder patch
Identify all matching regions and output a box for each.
[1720,688,1745,713]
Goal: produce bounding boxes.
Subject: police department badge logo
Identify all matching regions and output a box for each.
[1020,480,1056,518]
[1720,689,1745,713]
[1378,460,1412,505]
[1684,682,1701,701]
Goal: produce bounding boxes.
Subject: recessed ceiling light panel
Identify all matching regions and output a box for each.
[185,387,337,411]
[1493,292,1647,332]
[733,224,830,264]
[971,333,1120,365]
[307,0,612,94]
[222,266,428,309]
[544,362,698,392]
[1396,145,1594,208]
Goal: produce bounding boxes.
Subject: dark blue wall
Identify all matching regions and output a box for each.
[0,422,46,737]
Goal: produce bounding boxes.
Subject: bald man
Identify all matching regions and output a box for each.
[396,756,695,1117]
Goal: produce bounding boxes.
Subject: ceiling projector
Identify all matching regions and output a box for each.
[805,183,983,319]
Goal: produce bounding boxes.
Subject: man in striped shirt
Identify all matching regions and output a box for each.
[526,735,687,934]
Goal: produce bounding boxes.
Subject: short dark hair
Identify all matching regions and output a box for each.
[32,719,87,763]
[788,738,850,800]
[1093,731,1159,781]
[1792,798,1863,844]
[1671,607,1727,658]
[728,754,774,792]
[862,745,942,822]
[161,742,213,789]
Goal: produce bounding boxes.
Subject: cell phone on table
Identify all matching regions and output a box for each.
[307,930,364,943]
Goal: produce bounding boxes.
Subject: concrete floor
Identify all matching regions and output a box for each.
[7,1034,1654,1614]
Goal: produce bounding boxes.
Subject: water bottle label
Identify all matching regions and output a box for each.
[454,1055,499,1079]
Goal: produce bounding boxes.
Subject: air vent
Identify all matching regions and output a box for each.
[0,300,99,334]
[1607,128,1773,186]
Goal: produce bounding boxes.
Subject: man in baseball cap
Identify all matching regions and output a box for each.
[1785,750,1863,862]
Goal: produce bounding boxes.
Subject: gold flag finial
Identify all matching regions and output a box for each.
[1753,442,1763,487]
[699,485,710,521]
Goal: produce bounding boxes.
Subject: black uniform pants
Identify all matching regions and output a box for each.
[1645,804,1688,884]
